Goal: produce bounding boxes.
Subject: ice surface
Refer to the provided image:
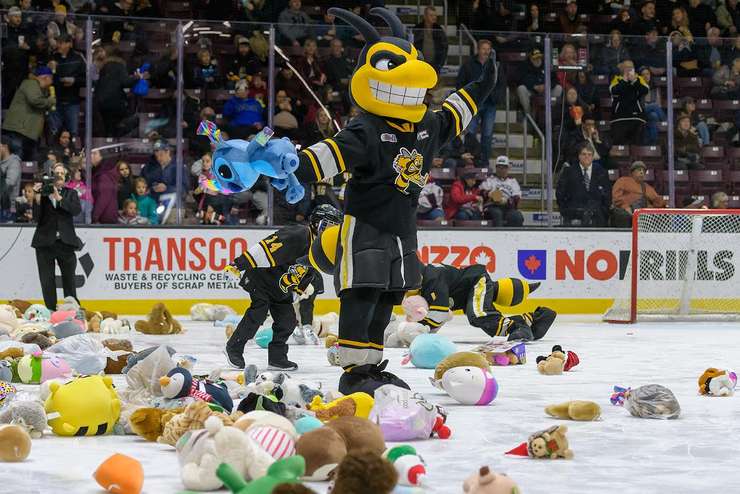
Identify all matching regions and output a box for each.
[5,315,740,494]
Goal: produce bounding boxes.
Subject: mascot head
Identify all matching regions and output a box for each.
[330,7,438,123]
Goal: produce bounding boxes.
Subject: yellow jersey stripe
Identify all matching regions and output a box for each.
[443,102,462,136]
[337,338,384,350]
[243,251,257,268]
[325,138,346,173]
[302,148,323,181]
[259,240,277,267]
[458,88,478,116]
[429,305,449,311]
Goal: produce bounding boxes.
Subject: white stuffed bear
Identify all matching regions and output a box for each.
[177,416,275,491]
[708,372,737,396]
[383,296,433,348]
[190,303,237,322]
[100,318,131,334]
[312,312,338,338]
[0,306,19,336]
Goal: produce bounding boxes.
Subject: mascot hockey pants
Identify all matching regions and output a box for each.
[465,275,508,337]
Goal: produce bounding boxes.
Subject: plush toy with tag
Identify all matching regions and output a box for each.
[698,368,737,396]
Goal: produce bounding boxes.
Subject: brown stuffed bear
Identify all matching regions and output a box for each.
[21,332,55,350]
[528,425,573,459]
[0,348,23,360]
[129,407,184,442]
[101,339,134,375]
[536,345,579,375]
[331,449,398,494]
[134,303,182,335]
[87,313,102,332]
[158,401,233,446]
[8,300,31,318]
[102,339,133,352]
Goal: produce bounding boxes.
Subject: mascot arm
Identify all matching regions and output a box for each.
[295,120,368,183]
[434,57,499,146]
[232,225,309,271]
[419,269,451,329]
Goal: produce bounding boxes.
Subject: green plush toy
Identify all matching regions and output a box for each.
[217,455,305,494]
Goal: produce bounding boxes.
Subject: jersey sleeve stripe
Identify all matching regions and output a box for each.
[308,141,339,179]
[301,148,324,181]
[325,138,346,173]
[458,88,478,116]
[247,243,272,268]
[446,92,473,129]
[259,240,277,267]
[442,102,462,136]
[428,305,449,311]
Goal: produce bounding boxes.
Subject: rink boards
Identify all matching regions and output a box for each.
[0,225,644,314]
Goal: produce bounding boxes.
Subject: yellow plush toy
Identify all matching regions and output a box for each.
[308,393,374,422]
[545,401,601,421]
[44,375,121,436]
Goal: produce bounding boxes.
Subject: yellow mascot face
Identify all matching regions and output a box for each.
[330,7,438,123]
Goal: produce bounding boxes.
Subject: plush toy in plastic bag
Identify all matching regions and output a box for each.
[46,334,124,375]
[611,384,681,419]
[369,385,450,441]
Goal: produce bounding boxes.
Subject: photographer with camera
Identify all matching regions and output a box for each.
[31,163,83,310]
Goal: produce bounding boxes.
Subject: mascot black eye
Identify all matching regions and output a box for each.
[374,58,395,71]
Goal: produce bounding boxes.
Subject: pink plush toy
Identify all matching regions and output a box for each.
[50,310,86,331]
[463,466,520,494]
[402,296,428,323]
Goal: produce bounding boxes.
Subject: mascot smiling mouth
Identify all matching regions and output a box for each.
[330,7,438,123]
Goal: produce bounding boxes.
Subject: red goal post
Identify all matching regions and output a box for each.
[603,208,740,323]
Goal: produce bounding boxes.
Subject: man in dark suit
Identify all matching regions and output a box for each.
[556,143,612,226]
[31,165,83,310]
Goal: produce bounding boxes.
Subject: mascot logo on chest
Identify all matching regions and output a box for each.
[392,147,428,193]
[280,264,309,294]
[329,7,438,123]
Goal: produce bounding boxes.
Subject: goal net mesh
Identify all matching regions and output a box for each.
[604,209,740,322]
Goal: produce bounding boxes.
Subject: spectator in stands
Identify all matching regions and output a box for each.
[191,152,220,219]
[248,73,267,103]
[142,140,188,202]
[675,113,704,170]
[94,50,140,137]
[608,7,632,36]
[91,149,118,224]
[2,67,56,161]
[457,39,501,167]
[0,136,22,222]
[566,115,612,169]
[640,67,666,146]
[132,177,158,224]
[556,86,587,134]
[687,0,716,37]
[634,27,667,77]
[609,60,649,145]
[223,79,265,139]
[671,30,701,77]
[697,27,725,75]
[314,11,338,46]
[278,0,312,47]
[711,191,730,209]
[118,198,149,224]
[717,0,740,36]
[632,1,662,35]
[479,155,524,227]
[724,34,740,67]
[295,38,327,91]
[48,34,85,138]
[116,161,134,209]
[417,178,444,222]
[51,130,75,165]
[517,49,563,116]
[104,0,136,42]
[301,109,334,148]
[445,168,483,221]
[556,43,579,91]
[711,56,740,99]
[324,39,354,96]
[525,3,545,33]
[2,7,31,109]
[46,5,82,50]
[276,62,306,107]
[66,165,91,223]
[574,70,598,117]
[192,48,221,90]
[593,31,631,77]
[610,160,665,227]
[16,182,38,223]
[5,7,30,49]
[412,6,448,74]
[556,144,611,226]
[560,0,582,34]
[681,97,711,146]
[225,36,260,87]
[272,89,300,137]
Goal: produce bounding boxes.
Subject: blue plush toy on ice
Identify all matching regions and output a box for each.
[197,121,304,203]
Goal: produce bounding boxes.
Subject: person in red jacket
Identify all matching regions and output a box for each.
[445,168,483,220]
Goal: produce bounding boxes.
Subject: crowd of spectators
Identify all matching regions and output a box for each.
[1,0,739,229]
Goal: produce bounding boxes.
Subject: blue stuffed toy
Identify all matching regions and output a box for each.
[196,121,304,203]
[132,63,150,96]
[254,327,273,349]
[408,333,457,369]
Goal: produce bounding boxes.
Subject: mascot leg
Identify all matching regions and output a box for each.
[266,299,298,370]
[466,276,534,341]
[226,295,269,368]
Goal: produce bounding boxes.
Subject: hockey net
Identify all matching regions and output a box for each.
[604,208,740,323]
